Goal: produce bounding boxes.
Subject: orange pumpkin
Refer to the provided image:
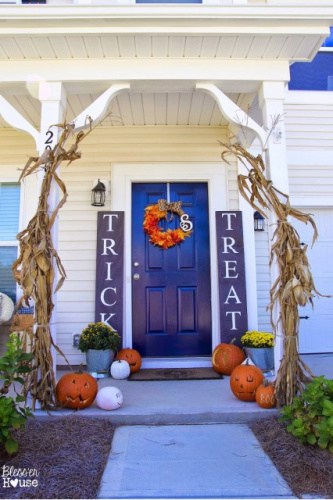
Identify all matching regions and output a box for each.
[230,363,264,402]
[56,372,98,409]
[212,342,245,375]
[255,380,276,409]
[116,348,142,373]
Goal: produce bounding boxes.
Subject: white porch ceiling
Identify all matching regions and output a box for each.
[0,89,247,129]
[0,33,323,61]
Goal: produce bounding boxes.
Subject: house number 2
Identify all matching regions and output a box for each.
[44,130,54,150]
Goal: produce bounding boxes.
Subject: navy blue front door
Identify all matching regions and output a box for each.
[132,182,212,357]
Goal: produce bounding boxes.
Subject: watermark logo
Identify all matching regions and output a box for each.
[1,466,39,489]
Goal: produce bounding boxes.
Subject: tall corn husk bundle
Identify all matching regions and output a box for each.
[12,121,91,410]
[221,143,324,406]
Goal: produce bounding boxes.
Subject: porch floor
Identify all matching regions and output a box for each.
[35,353,332,424]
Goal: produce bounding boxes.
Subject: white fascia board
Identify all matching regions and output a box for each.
[0,4,332,20]
[0,58,290,84]
[0,25,330,37]
[0,6,332,35]
[286,91,333,105]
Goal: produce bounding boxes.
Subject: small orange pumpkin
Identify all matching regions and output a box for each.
[255,380,276,409]
[116,348,142,373]
[230,362,264,402]
[212,341,245,375]
[56,371,98,409]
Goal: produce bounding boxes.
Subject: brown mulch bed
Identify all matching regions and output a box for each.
[250,416,333,499]
[0,416,114,499]
[1,414,333,499]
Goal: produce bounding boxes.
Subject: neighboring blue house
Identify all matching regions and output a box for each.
[290,27,333,91]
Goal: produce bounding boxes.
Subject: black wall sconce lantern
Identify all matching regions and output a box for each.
[253,211,265,231]
[91,179,106,207]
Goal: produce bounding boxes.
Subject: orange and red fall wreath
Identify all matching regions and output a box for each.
[143,199,192,249]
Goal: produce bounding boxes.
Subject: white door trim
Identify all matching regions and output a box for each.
[111,162,228,368]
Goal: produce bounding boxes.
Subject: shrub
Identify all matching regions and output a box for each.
[0,333,33,454]
[281,376,333,453]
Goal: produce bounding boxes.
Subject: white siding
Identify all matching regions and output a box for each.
[285,104,333,150]
[254,230,271,332]
[289,164,333,203]
[0,129,36,167]
[285,93,333,204]
[285,93,333,152]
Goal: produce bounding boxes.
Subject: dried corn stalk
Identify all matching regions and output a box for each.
[221,143,325,406]
[12,121,92,410]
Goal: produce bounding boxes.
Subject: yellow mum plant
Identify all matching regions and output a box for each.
[78,322,121,352]
[240,331,275,348]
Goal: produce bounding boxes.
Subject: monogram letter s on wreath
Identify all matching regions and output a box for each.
[143,199,193,249]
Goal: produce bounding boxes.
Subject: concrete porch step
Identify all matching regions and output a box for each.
[35,378,278,424]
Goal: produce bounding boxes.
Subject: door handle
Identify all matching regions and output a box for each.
[133,273,140,280]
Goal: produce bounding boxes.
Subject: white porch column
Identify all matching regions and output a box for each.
[238,161,259,331]
[259,81,289,375]
[38,82,67,357]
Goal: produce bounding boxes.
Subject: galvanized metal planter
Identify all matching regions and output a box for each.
[86,349,115,379]
[244,347,274,372]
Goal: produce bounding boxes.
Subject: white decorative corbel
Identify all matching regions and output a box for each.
[196,83,266,148]
[72,83,130,131]
[0,95,39,148]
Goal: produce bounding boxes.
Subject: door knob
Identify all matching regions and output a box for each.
[133,262,140,267]
[133,273,140,280]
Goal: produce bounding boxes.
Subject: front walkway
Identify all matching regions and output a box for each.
[98,423,295,499]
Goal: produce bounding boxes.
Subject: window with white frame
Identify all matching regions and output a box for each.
[0,182,20,303]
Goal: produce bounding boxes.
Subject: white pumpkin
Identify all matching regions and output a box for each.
[0,293,15,324]
[96,386,124,411]
[110,359,130,379]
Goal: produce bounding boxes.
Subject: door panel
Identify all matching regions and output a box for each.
[132,182,212,357]
[292,208,333,353]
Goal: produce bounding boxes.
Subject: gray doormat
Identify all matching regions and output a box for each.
[129,367,222,381]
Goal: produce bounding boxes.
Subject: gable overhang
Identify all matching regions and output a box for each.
[0,3,332,62]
